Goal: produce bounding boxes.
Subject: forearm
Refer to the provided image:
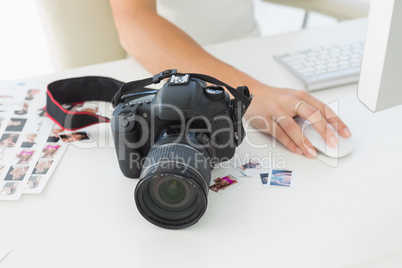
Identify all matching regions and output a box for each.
[109,0,352,158]
[109,0,263,89]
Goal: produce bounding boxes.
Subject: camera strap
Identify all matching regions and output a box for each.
[46,69,253,130]
[47,76,124,130]
[112,70,253,110]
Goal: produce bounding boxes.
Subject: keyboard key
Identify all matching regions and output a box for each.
[274,41,364,91]
[327,62,338,68]
[315,64,327,70]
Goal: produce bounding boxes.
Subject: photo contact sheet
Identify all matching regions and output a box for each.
[0,81,67,200]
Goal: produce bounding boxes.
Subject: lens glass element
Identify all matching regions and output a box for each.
[158,177,187,205]
[144,175,199,221]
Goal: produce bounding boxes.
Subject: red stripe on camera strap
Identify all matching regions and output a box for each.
[46,76,124,130]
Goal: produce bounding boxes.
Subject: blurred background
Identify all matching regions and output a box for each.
[0,0,336,80]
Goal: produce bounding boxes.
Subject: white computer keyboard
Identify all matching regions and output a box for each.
[274,42,364,91]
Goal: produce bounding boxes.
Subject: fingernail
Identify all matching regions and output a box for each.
[304,145,317,158]
[295,147,303,155]
[328,136,338,148]
[343,127,352,138]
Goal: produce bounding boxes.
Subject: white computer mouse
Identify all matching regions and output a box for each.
[294,116,354,158]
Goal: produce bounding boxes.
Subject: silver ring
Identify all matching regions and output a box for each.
[294,101,305,114]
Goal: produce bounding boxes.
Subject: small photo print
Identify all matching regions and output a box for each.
[37,106,47,117]
[47,127,63,143]
[237,158,262,177]
[210,175,238,193]
[25,175,42,190]
[59,131,90,143]
[71,103,98,114]
[33,160,53,175]
[21,133,38,148]
[0,133,19,148]
[269,169,293,187]
[240,160,262,170]
[6,118,27,132]
[15,150,35,164]
[14,102,29,116]
[0,182,19,196]
[260,173,269,187]
[46,136,60,143]
[4,166,28,181]
[41,144,61,158]
[25,89,40,101]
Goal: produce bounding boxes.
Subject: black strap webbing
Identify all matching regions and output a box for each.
[47,76,124,130]
[111,71,252,109]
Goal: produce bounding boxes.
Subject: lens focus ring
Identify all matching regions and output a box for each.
[141,143,211,189]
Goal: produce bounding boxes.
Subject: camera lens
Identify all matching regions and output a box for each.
[143,175,199,221]
[135,142,211,229]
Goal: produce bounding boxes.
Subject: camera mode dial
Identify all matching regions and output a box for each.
[204,85,225,100]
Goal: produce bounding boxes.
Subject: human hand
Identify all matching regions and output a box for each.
[245,84,352,158]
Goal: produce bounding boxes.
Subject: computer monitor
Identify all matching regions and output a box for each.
[357,0,402,112]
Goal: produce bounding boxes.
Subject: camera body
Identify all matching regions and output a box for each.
[110,71,251,229]
[111,73,245,178]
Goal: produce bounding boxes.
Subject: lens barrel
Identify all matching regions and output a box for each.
[135,142,211,229]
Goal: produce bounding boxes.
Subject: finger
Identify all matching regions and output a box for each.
[249,116,303,156]
[275,113,317,158]
[296,102,339,148]
[296,90,352,138]
[270,120,304,156]
[321,104,351,138]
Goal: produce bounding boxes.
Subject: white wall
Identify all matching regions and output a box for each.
[0,0,53,80]
[0,0,336,80]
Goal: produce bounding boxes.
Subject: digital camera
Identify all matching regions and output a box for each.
[111,70,252,229]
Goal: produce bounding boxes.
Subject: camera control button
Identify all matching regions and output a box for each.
[204,85,225,100]
[121,118,130,127]
[129,102,135,107]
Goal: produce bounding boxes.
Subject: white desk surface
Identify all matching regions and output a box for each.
[2,18,402,268]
